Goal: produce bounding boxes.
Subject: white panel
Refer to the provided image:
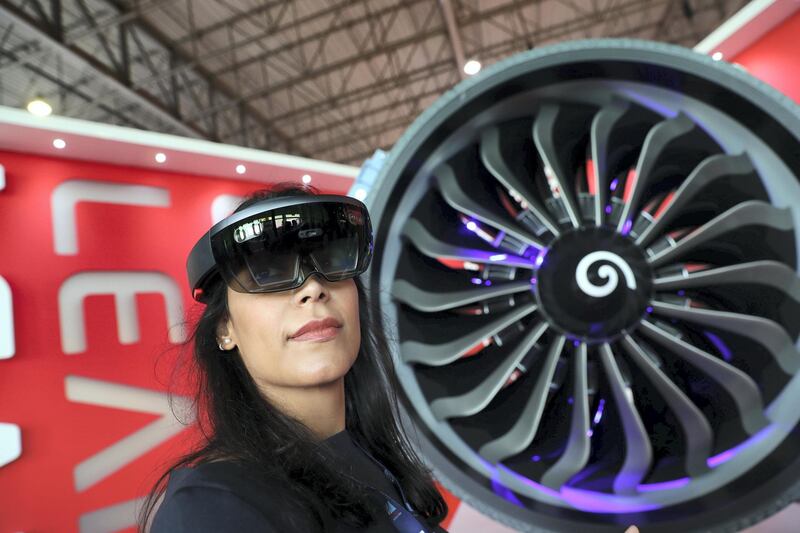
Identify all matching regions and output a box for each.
[0,422,22,467]
[0,276,14,359]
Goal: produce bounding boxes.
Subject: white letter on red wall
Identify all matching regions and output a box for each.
[0,275,13,360]
[58,272,186,354]
[51,179,170,255]
[66,375,193,492]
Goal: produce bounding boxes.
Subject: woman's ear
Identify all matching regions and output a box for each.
[215,315,237,350]
[216,319,228,340]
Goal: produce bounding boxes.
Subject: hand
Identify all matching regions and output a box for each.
[624,526,640,533]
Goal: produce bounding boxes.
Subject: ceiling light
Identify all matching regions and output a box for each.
[712,51,723,61]
[155,152,167,163]
[302,174,312,184]
[235,164,246,174]
[52,138,66,149]
[463,59,482,75]
[26,98,52,117]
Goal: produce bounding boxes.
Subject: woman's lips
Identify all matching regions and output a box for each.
[289,326,341,342]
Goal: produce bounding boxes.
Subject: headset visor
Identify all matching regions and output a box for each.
[210,200,372,293]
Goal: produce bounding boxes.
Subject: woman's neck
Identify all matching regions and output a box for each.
[260,376,346,440]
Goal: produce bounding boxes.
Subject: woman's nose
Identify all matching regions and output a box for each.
[293,272,328,304]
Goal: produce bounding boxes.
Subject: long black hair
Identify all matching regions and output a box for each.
[138,182,448,531]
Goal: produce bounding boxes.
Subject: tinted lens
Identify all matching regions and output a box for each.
[211,201,372,293]
[309,232,360,278]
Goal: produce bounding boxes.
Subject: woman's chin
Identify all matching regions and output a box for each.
[296,358,353,385]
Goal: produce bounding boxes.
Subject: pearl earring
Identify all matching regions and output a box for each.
[218,338,233,351]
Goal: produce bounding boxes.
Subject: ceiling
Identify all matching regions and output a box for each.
[0,0,750,166]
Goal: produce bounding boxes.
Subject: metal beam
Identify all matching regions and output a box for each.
[0,0,203,137]
[184,0,431,90]
[0,0,171,75]
[103,0,305,155]
[255,0,673,131]
[0,0,307,155]
[439,0,468,80]
[314,12,718,161]
[173,0,294,43]
[122,0,373,97]
[191,0,670,123]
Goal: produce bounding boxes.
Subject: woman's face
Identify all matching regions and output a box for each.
[219,275,361,391]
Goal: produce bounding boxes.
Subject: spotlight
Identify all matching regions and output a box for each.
[463,59,482,75]
[52,138,66,150]
[154,152,167,163]
[712,51,723,61]
[26,98,52,117]
[235,164,246,174]
[302,174,312,184]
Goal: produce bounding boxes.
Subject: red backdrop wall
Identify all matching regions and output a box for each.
[731,9,800,104]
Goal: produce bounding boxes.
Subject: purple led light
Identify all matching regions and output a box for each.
[490,460,664,513]
[451,247,524,264]
[485,280,492,286]
[646,306,653,314]
[637,477,690,492]
[567,396,574,405]
[610,178,619,191]
[707,423,775,468]
[564,461,605,486]
[703,331,732,362]
[677,290,686,296]
[491,230,507,247]
[492,230,506,246]
[535,250,547,267]
[605,205,613,214]
[617,89,679,119]
[560,486,661,513]
[497,464,562,500]
[621,219,633,236]
[707,449,736,468]
[573,340,580,347]
[470,277,483,285]
[532,455,541,462]
[593,398,606,425]
[490,478,523,507]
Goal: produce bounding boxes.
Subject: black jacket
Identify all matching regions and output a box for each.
[150,429,449,532]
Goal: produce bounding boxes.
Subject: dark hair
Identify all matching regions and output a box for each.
[138,182,447,531]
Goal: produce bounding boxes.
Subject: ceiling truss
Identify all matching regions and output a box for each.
[0,0,748,165]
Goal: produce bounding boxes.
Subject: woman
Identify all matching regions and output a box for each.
[139,183,449,532]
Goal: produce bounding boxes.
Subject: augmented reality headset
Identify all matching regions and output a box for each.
[187,194,374,302]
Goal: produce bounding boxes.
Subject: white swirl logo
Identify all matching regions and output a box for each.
[575,251,637,298]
